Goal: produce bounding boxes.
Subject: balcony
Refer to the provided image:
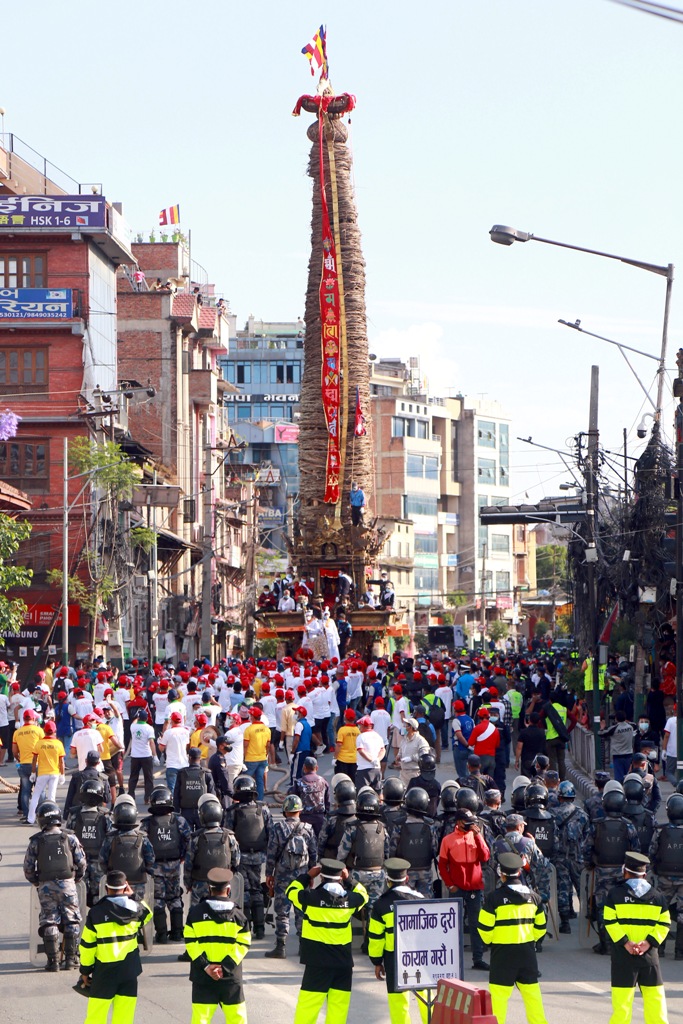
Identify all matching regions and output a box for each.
[189,368,218,410]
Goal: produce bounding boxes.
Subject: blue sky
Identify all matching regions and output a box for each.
[4,0,683,499]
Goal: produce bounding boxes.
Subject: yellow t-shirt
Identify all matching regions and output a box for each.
[336,725,360,763]
[96,723,116,760]
[243,722,271,762]
[191,727,210,760]
[35,737,65,775]
[14,724,45,763]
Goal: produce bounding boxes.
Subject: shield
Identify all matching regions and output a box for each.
[578,868,597,949]
[543,864,559,941]
[182,871,244,913]
[29,880,87,967]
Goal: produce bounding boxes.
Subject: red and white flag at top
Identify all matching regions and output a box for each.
[354,386,367,437]
[159,205,180,226]
[301,25,328,78]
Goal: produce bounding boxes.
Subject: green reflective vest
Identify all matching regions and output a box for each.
[545,702,567,741]
[583,663,606,692]
[507,689,523,719]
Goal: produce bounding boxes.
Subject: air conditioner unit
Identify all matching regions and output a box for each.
[133,574,147,591]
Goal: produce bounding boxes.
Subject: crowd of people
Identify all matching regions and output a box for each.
[3,644,681,1024]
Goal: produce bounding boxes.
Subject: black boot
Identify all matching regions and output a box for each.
[154,909,168,944]
[63,933,79,970]
[674,937,683,961]
[169,909,185,943]
[252,903,266,940]
[264,939,287,959]
[43,934,61,972]
[559,918,571,935]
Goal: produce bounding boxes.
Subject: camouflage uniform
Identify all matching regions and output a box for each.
[184,827,241,907]
[140,814,192,913]
[547,789,560,812]
[649,824,683,955]
[586,817,640,944]
[584,793,606,824]
[65,807,113,907]
[554,801,590,919]
[387,815,438,899]
[337,820,390,915]
[98,828,156,903]
[492,831,551,901]
[24,829,87,941]
[265,818,317,938]
[224,802,273,917]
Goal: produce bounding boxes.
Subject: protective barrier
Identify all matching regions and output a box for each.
[29,880,87,967]
[432,979,497,1024]
[578,868,597,949]
[543,864,559,942]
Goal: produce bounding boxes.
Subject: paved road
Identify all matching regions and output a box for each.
[1,754,682,1024]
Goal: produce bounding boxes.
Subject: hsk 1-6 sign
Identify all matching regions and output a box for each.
[0,195,107,229]
[394,899,464,991]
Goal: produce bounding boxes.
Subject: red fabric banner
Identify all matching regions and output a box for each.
[318,108,341,503]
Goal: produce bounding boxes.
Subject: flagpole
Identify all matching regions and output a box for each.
[188,228,192,289]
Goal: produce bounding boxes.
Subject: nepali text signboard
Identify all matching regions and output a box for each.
[0,195,107,229]
[0,288,73,319]
[395,899,463,992]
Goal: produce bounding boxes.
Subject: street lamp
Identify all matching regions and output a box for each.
[489,225,674,421]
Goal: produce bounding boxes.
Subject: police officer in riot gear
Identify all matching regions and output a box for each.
[649,792,683,959]
[388,787,437,898]
[587,787,640,954]
[141,785,191,943]
[98,795,156,903]
[405,752,441,817]
[224,774,272,939]
[317,778,357,860]
[173,746,216,831]
[510,776,530,814]
[380,777,407,833]
[523,784,558,860]
[23,800,87,971]
[622,774,656,854]
[337,789,389,936]
[66,777,112,907]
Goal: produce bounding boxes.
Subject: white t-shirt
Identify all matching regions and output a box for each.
[161,726,190,768]
[108,712,124,744]
[356,729,385,768]
[392,696,409,731]
[165,701,187,723]
[310,686,332,719]
[153,692,169,725]
[370,708,392,745]
[199,703,220,727]
[93,682,108,704]
[129,721,155,759]
[71,728,105,770]
[114,688,130,720]
[0,692,9,728]
[346,672,364,702]
[260,695,278,728]
[435,686,453,719]
[224,724,246,766]
[664,716,677,757]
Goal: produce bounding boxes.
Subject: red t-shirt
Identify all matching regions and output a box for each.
[438,829,490,890]
[468,721,500,756]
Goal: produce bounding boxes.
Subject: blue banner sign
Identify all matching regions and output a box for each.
[0,288,73,319]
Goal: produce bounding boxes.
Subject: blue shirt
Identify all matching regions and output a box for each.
[455,673,474,701]
[296,718,312,753]
[350,488,365,508]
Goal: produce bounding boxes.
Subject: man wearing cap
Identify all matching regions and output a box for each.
[71,715,106,771]
[78,869,152,1023]
[184,867,251,1024]
[286,858,368,1024]
[335,709,360,783]
[438,808,491,971]
[12,709,44,820]
[477,852,549,1024]
[603,851,670,1024]
[468,706,500,775]
[368,858,428,1024]
[397,719,430,786]
[290,705,313,784]
[158,711,191,795]
[290,756,330,836]
[26,721,66,824]
[355,717,385,793]
[126,708,157,804]
[264,794,317,959]
[243,705,271,801]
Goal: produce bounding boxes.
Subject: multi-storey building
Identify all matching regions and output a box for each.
[0,132,134,666]
[219,317,304,554]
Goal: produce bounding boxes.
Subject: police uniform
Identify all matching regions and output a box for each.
[554,799,590,928]
[492,824,551,904]
[141,809,191,942]
[224,799,272,936]
[367,858,428,1024]
[477,852,549,1024]
[99,826,156,903]
[265,817,317,945]
[388,815,437,899]
[184,867,251,1024]
[24,822,87,970]
[287,859,368,1024]
[78,870,152,1024]
[603,852,670,1024]
[173,762,216,831]
[291,771,329,836]
[67,804,113,906]
[337,816,389,916]
[318,809,357,861]
[649,819,683,958]
[184,823,240,906]
[586,814,640,952]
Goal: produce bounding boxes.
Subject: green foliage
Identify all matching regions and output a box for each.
[441,611,454,626]
[534,619,549,638]
[129,526,157,553]
[488,620,509,643]
[563,665,585,696]
[254,638,278,658]
[536,544,568,591]
[556,613,573,637]
[446,591,468,608]
[0,513,32,632]
[610,617,636,657]
[46,569,116,621]
[413,630,428,652]
[69,437,140,499]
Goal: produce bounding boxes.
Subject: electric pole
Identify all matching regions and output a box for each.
[674,349,683,781]
[585,365,602,769]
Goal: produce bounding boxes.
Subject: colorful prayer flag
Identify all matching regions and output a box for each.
[354,386,366,437]
[301,25,327,77]
[159,205,180,226]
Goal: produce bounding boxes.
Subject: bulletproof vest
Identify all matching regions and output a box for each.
[298,775,327,814]
[147,813,181,861]
[396,820,433,870]
[623,806,654,854]
[353,820,386,869]
[232,803,267,853]
[37,830,74,881]
[593,817,629,867]
[464,775,487,803]
[654,825,683,876]
[480,808,506,838]
[191,827,231,881]
[322,813,355,859]
[178,766,208,808]
[524,812,555,857]
[73,807,109,858]
[109,830,146,884]
[382,807,407,832]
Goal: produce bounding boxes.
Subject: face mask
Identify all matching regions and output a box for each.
[638,723,649,732]
[490,716,499,724]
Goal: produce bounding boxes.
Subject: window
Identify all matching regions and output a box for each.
[478,420,496,448]
[491,496,508,507]
[495,571,510,593]
[406,454,439,479]
[15,534,50,577]
[490,533,510,554]
[516,525,525,543]
[416,420,428,439]
[407,454,423,477]
[478,526,488,558]
[286,362,300,384]
[0,347,48,396]
[415,567,439,591]
[499,423,509,485]
[414,534,437,553]
[0,438,49,492]
[478,458,496,485]
[424,455,438,480]
[236,362,251,385]
[0,254,46,288]
[392,417,416,437]
[404,494,438,517]
[270,362,284,385]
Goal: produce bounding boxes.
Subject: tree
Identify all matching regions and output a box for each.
[535,620,549,638]
[488,620,509,644]
[0,514,33,632]
[46,569,117,623]
[536,544,568,591]
[69,437,140,498]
